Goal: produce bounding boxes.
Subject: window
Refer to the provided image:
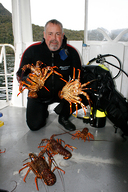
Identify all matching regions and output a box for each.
[88,0,128,41]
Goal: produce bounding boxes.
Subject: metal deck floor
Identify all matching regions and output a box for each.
[0,105,128,192]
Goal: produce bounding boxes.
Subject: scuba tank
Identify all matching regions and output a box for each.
[81,54,128,135]
[90,108,106,128]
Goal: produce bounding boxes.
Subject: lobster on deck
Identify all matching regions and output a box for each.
[38,134,77,160]
[19,150,65,191]
[71,128,94,142]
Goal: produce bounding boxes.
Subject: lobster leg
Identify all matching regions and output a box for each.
[44,86,50,92]
[53,69,63,77]
[0,149,6,153]
[56,138,65,145]
[38,139,49,148]
[81,91,92,109]
[77,69,81,81]
[44,70,53,81]
[88,133,94,140]
[19,164,28,174]
[80,102,87,116]
[52,166,65,174]
[81,79,96,88]
[87,135,90,141]
[17,87,27,96]
[35,176,40,191]
[35,175,47,191]
[72,67,75,80]
[19,163,35,182]
[60,77,68,83]
[47,150,65,174]
[83,136,87,141]
[64,144,77,151]
[23,168,31,183]
[70,102,72,114]
[75,103,78,116]
[19,164,31,183]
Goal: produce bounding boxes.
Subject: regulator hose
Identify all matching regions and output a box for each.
[87,54,128,79]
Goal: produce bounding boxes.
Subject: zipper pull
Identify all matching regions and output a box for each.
[52,53,54,66]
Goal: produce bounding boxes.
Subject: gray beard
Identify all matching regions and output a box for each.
[49,44,59,51]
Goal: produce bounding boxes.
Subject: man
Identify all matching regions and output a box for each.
[17,19,82,131]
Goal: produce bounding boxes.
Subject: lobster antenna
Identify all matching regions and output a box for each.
[45,150,65,192]
[10,180,17,192]
[41,179,49,192]
[52,131,74,138]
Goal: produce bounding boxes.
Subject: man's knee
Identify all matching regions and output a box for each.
[26,120,46,131]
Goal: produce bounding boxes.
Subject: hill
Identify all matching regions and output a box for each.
[0,3,11,17]
[0,3,13,44]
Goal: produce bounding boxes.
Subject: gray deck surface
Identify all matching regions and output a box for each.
[0,105,128,192]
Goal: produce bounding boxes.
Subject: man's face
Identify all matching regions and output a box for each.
[44,23,64,51]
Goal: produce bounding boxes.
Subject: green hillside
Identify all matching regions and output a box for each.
[0,3,13,44]
[32,24,84,41]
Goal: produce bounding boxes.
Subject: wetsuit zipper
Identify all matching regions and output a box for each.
[51,53,54,97]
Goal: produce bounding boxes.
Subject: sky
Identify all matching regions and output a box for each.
[0,0,128,31]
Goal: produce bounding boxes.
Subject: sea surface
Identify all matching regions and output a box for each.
[0,55,15,100]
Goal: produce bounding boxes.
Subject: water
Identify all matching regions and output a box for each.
[0,55,15,100]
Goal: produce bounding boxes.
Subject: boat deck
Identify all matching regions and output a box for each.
[0,105,128,192]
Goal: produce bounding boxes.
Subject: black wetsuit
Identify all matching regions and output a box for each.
[17,36,81,130]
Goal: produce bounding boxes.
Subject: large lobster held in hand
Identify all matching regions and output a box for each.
[59,67,95,116]
[18,60,63,98]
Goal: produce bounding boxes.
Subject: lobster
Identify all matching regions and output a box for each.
[59,67,95,116]
[19,150,65,191]
[71,128,94,142]
[38,134,77,160]
[17,60,63,98]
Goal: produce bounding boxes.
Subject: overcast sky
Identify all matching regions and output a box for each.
[1,0,128,31]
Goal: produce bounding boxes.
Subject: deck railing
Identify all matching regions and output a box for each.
[0,44,15,101]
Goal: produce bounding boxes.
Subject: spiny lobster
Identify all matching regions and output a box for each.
[59,67,95,116]
[17,60,63,98]
[71,127,94,142]
[38,134,77,160]
[19,150,65,191]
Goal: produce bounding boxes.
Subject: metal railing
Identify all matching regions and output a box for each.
[0,44,15,101]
